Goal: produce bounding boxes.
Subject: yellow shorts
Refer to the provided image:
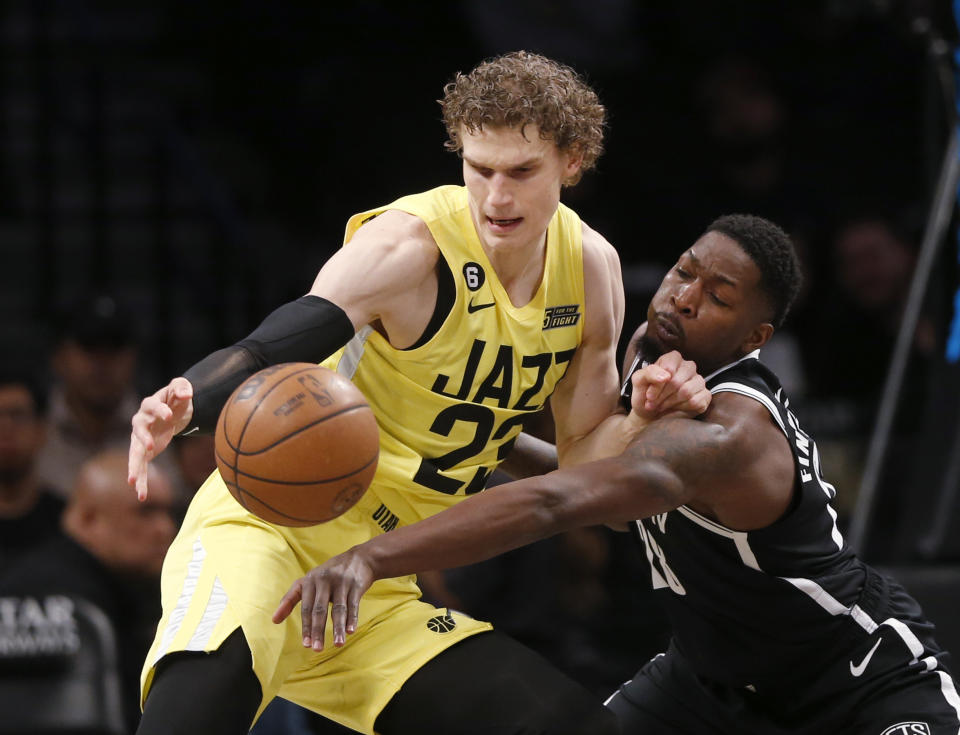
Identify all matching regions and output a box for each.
[141,470,492,735]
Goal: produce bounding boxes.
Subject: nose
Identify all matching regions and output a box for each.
[487,174,513,208]
[672,281,700,316]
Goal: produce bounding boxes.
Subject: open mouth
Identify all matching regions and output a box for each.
[487,216,523,230]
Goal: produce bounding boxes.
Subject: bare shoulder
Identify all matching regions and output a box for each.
[580,220,621,274]
[702,391,783,453]
[348,208,439,266]
[310,207,441,323]
[693,388,797,529]
[579,221,623,318]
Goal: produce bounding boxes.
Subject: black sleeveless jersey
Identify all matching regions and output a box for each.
[623,352,890,692]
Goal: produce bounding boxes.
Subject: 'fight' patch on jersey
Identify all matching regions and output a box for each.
[543,304,581,330]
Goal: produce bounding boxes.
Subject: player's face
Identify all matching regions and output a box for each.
[646,232,773,376]
[460,124,582,254]
[0,385,43,483]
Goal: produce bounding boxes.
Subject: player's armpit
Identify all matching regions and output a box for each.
[497,431,558,479]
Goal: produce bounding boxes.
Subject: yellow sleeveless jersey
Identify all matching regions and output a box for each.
[322,185,586,526]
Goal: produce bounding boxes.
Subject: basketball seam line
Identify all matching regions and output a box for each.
[220,478,332,523]
[215,450,378,485]
[230,403,372,455]
[224,364,338,454]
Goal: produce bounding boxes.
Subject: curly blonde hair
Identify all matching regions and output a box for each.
[439,51,606,186]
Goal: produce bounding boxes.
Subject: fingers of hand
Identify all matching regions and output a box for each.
[272,583,303,625]
[652,363,695,410]
[631,366,669,412]
[331,597,348,647]
[654,350,683,374]
[127,439,149,500]
[170,377,194,400]
[632,364,670,387]
[297,578,326,651]
[661,376,710,417]
[131,409,157,450]
[312,584,338,651]
[346,589,362,635]
[691,385,712,414]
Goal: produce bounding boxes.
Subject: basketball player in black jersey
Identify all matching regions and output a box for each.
[278,214,960,734]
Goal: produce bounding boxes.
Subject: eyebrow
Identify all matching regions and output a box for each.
[686,250,738,288]
[464,156,541,171]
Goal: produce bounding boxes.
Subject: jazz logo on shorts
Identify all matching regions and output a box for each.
[426,613,457,633]
[881,723,931,735]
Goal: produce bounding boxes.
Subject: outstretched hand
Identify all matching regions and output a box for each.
[128,377,194,500]
[272,548,375,651]
[631,351,710,421]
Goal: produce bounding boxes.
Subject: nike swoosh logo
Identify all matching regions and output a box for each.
[849,636,882,677]
[467,298,495,313]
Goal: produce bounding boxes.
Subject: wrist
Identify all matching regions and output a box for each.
[623,409,651,436]
[358,540,388,580]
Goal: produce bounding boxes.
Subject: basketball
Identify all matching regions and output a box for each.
[214,363,379,526]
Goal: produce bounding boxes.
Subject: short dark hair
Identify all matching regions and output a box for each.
[55,293,136,350]
[0,367,48,415]
[705,214,802,328]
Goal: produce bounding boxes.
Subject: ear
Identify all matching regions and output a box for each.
[742,322,774,354]
[563,145,584,179]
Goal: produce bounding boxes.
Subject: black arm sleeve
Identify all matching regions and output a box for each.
[181,295,355,434]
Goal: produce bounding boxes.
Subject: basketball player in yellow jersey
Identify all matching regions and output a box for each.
[128,52,710,735]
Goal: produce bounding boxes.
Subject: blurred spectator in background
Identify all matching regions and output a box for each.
[803,212,933,432]
[0,369,65,576]
[798,211,934,530]
[0,448,178,733]
[698,55,789,207]
[35,294,143,499]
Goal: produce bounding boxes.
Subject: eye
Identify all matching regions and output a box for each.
[709,292,729,307]
[468,162,493,177]
[675,266,691,279]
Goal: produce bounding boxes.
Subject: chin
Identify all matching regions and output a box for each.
[638,334,665,363]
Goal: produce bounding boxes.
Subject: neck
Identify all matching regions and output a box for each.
[700,350,752,380]
[481,233,547,307]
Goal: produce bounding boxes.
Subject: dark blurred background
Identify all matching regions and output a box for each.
[3,0,960,718]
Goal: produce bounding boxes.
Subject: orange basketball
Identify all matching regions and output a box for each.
[214,363,379,526]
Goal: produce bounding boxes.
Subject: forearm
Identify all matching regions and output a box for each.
[497,432,558,479]
[557,410,648,467]
[365,474,572,579]
[364,454,673,580]
[181,295,355,433]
